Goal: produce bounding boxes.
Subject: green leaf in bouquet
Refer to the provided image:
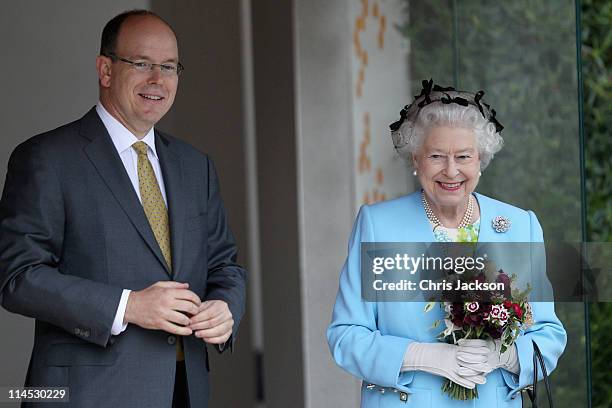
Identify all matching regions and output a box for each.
[511,285,532,302]
[424,301,436,313]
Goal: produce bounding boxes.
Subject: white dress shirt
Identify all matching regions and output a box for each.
[95,102,169,336]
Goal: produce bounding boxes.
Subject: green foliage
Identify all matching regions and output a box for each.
[400,0,611,406]
[582,0,612,243]
[582,1,612,406]
[590,302,612,407]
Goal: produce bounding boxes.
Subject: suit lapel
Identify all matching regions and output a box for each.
[156,132,185,280]
[79,108,171,275]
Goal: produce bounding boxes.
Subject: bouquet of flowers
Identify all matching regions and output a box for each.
[425,267,533,400]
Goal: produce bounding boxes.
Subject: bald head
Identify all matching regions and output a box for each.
[100,10,178,57]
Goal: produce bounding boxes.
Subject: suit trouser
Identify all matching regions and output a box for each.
[172,361,189,408]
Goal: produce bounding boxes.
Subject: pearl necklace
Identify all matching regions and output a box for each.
[421,190,474,229]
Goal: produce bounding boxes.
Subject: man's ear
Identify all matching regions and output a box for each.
[96,55,112,88]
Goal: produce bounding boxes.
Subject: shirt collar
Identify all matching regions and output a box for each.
[95,102,158,159]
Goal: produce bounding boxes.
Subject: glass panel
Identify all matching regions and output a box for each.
[581,0,612,406]
[400,1,588,406]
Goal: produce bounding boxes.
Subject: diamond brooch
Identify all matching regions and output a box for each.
[492,216,511,233]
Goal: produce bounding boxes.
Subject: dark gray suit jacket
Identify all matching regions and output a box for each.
[0,108,247,407]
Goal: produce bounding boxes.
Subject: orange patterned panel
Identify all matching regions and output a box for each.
[354,1,389,206]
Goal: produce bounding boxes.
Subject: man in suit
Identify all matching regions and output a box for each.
[0,10,246,408]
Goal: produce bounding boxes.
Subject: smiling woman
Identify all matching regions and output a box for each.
[414,126,482,225]
[327,79,567,407]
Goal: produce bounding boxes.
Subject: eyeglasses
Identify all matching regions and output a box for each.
[104,53,184,76]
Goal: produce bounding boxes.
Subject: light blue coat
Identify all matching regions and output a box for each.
[327,191,567,407]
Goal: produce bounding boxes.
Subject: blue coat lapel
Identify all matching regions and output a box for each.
[475,192,500,243]
[475,192,521,243]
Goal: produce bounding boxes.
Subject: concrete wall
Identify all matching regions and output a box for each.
[251,1,305,407]
[293,1,361,407]
[252,1,362,406]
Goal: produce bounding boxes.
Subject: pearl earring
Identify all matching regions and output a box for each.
[479,171,482,176]
[413,170,417,176]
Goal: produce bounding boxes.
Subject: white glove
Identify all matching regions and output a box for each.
[401,342,486,389]
[457,339,520,375]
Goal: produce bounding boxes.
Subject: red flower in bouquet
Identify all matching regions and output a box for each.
[512,303,523,319]
[426,269,532,400]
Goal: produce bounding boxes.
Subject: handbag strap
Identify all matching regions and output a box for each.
[526,347,538,406]
[526,340,554,408]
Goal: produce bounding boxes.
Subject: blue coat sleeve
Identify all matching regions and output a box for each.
[500,210,567,400]
[326,205,417,390]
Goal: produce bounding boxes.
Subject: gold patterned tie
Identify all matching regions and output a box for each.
[133,142,184,361]
[132,141,172,271]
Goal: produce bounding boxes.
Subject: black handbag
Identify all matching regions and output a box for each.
[526,340,554,407]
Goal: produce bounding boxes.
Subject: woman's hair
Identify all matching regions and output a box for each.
[390,81,504,169]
